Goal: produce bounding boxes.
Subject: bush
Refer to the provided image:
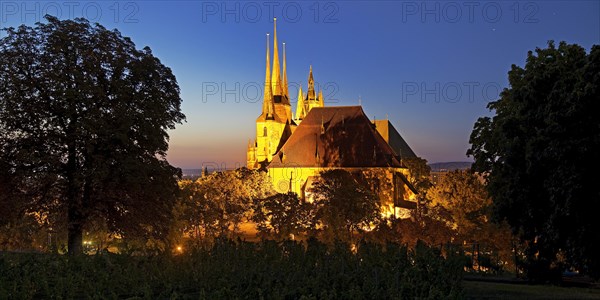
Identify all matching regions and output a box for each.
[0,239,463,299]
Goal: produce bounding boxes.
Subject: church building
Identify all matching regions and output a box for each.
[247,19,418,218]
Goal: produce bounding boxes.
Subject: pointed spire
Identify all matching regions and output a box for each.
[307,65,315,101]
[318,89,324,107]
[320,114,325,134]
[373,146,377,162]
[262,33,273,118]
[271,18,282,96]
[282,42,289,99]
[315,133,320,165]
[296,85,305,120]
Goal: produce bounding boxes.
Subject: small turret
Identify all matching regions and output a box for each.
[296,86,306,120]
[318,90,324,107]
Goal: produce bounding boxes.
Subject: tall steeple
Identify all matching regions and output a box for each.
[262,33,274,118]
[282,42,289,99]
[296,86,305,120]
[271,18,282,96]
[307,65,316,101]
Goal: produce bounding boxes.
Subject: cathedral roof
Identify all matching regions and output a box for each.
[269,106,405,168]
[373,120,417,159]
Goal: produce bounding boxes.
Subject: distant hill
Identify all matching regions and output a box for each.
[184,163,473,176]
[182,169,203,178]
[428,162,472,172]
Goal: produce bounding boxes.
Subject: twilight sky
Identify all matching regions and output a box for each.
[1,1,598,169]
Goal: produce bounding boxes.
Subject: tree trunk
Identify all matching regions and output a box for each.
[68,218,83,255]
[66,137,84,256]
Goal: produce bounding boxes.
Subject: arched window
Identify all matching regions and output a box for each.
[263,127,268,137]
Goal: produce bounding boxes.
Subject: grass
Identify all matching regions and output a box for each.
[464,280,600,299]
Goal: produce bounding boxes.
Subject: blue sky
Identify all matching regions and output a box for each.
[1,1,598,169]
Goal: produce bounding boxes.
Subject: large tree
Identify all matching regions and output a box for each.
[0,16,185,255]
[468,41,600,279]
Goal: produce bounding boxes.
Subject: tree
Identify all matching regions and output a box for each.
[252,192,316,240]
[429,170,491,241]
[177,168,274,241]
[309,169,381,243]
[468,41,600,279]
[403,157,433,219]
[429,170,513,272]
[403,157,432,194]
[0,16,185,255]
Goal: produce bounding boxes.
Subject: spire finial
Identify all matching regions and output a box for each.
[271,17,282,96]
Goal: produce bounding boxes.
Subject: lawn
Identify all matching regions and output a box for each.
[464,280,600,299]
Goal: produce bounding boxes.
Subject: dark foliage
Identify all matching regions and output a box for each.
[0,239,464,299]
[468,41,600,280]
[0,16,185,255]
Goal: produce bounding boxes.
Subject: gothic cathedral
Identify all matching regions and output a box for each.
[247,19,419,217]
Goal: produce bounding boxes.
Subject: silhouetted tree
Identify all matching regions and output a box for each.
[0,16,185,255]
[468,41,600,280]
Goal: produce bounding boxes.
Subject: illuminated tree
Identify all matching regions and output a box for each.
[429,170,490,241]
[177,168,274,240]
[403,157,432,194]
[252,192,316,240]
[429,170,513,271]
[309,169,380,243]
[0,16,185,254]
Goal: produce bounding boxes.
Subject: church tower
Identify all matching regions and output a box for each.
[248,18,293,169]
[270,18,292,123]
[294,66,325,123]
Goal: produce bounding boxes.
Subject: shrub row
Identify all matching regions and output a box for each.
[0,239,463,299]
